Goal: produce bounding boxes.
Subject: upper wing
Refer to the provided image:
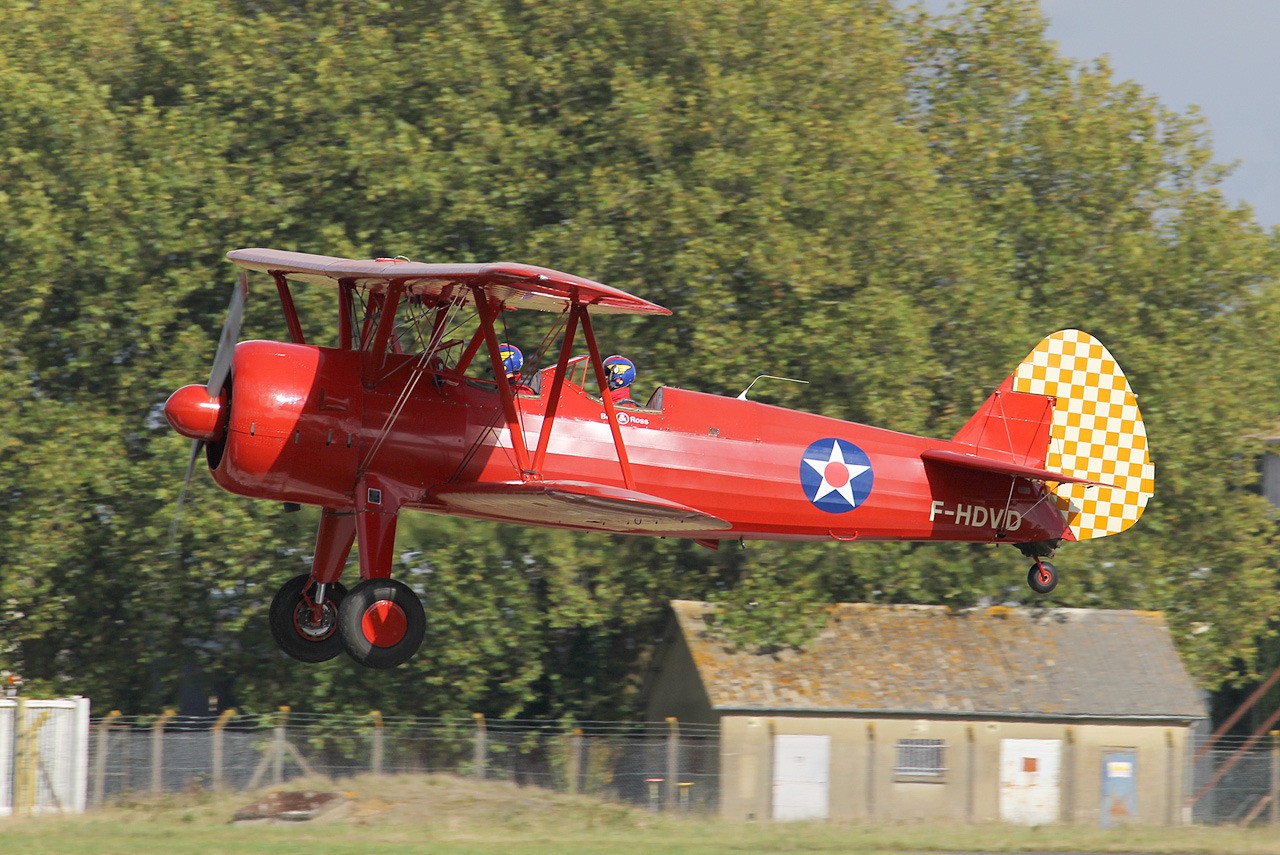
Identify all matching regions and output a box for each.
[227,248,671,316]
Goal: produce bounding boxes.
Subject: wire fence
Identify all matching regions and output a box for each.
[8,704,1280,825]
[1188,735,1280,825]
[86,711,721,814]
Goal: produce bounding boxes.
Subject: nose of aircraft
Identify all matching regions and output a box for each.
[165,384,226,442]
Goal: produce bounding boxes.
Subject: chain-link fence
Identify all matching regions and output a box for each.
[1187,735,1280,825]
[29,711,1280,826]
[86,712,720,814]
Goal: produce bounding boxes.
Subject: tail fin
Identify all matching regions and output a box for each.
[955,330,1155,541]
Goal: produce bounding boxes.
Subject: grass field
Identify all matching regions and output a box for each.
[1,774,1274,855]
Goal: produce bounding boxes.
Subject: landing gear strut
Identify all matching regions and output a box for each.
[1027,559,1058,595]
[271,503,426,668]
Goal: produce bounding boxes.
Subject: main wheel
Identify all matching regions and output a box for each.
[269,574,348,663]
[1027,560,1058,595]
[338,578,426,669]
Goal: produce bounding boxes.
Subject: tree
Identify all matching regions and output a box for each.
[0,0,1276,718]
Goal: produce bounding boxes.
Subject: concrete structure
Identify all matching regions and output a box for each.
[0,696,90,816]
[1261,429,1280,507]
[645,601,1205,825]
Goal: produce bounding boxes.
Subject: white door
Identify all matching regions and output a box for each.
[772,734,830,821]
[999,738,1061,825]
[0,698,90,816]
[0,700,13,816]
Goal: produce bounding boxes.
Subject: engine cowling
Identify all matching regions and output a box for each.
[209,340,363,507]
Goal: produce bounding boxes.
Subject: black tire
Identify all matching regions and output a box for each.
[1027,560,1059,595]
[338,578,426,669]
[269,574,348,663]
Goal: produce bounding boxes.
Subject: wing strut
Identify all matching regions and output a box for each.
[272,271,307,344]
[362,281,405,384]
[359,291,466,475]
[338,279,356,350]
[531,306,581,473]
[474,286,535,477]
[580,307,636,491]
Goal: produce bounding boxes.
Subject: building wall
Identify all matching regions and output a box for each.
[718,714,1191,826]
[1264,450,1280,507]
[642,629,717,726]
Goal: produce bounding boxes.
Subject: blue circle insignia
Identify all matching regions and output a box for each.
[799,438,874,514]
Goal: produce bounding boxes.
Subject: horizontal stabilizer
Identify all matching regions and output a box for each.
[431,480,732,533]
[921,449,1114,488]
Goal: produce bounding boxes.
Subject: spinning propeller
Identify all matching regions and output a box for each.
[165,272,248,528]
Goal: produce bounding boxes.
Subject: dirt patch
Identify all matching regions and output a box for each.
[231,789,349,824]
[223,773,648,833]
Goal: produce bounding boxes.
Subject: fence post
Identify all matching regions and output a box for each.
[92,710,121,808]
[1062,726,1075,824]
[965,724,975,823]
[273,707,290,785]
[866,722,877,819]
[370,711,384,775]
[567,728,583,794]
[1271,730,1279,826]
[472,713,487,780]
[665,716,679,809]
[151,709,175,794]
[211,708,236,792]
[13,698,29,816]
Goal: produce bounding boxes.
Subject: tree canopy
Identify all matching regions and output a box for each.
[1,0,1277,719]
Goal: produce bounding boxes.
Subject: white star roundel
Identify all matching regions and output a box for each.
[799,438,874,514]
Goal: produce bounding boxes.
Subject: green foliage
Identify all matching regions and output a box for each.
[0,0,1277,719]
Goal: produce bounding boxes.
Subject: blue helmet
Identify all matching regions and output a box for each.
[499,343,523,377]
[603,355,635,390]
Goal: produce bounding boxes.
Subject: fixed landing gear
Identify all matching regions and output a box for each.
[269,575,425,668]
[273,501,427,667]
[1026,559,1058,595]
[269,574,349,663]
[338,578,427,670]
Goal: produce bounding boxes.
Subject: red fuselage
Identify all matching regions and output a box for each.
[204,340,1069,545]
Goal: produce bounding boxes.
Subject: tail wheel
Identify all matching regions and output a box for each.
[269,574,348,663]
[339,578,426,669]
[1027,560,1059,595]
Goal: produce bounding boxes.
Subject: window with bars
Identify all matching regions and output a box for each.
[894,738,947,781]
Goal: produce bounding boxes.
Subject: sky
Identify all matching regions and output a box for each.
[919,0,1280,228]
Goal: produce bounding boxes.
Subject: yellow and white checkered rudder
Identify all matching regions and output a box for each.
[1010,329,1154,541]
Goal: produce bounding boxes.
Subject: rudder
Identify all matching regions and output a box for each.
[1009,330,1154,541]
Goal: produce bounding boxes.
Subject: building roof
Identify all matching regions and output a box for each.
[669,600,1206,722]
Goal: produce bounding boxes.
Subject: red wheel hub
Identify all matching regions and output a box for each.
[361,600,408,648]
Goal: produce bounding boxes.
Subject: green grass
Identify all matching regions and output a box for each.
[1,774,1274,855]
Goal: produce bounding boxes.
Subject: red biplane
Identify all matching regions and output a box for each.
[165,249,1154,668]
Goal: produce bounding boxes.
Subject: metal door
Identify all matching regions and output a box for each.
[0,697,90,816]
[999,738,1061,824]
[1101,750,1137,827]
[0,702,12,816]
[772,734,830,821]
